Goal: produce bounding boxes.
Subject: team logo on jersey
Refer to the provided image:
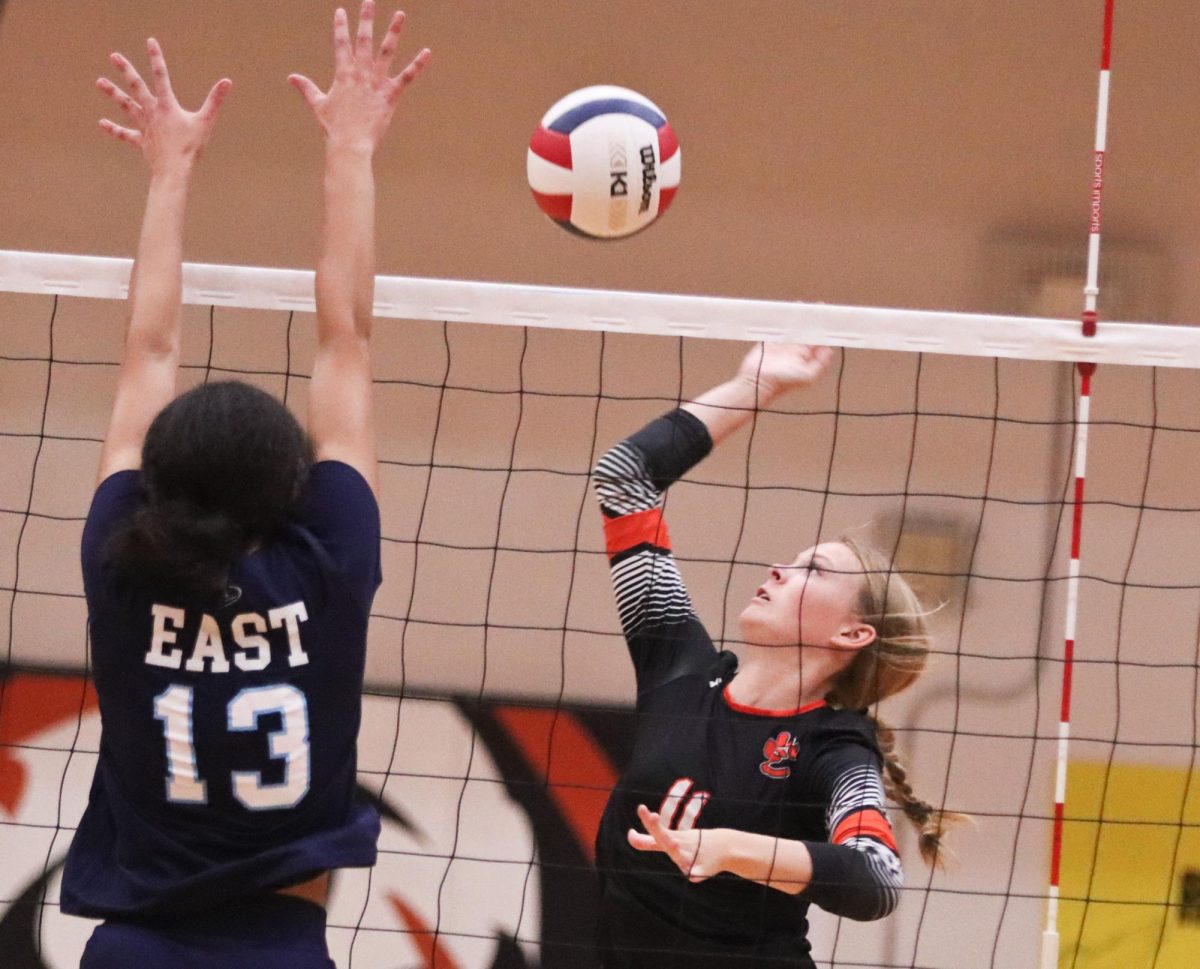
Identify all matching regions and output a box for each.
[759,730,799,779]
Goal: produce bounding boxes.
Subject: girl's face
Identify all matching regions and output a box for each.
[738,541,877,653]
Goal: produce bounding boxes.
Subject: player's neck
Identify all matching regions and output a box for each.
[730,643,837,711]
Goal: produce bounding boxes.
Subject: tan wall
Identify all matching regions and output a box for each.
[2,1,1200,318]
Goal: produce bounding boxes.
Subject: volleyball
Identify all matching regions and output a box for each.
[527,85,681,240]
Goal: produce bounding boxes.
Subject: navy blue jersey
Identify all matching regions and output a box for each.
[63,461,383,918]
[592,411,903,963]
[81,895,334,969]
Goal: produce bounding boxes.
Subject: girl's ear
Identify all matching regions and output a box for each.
[833,622,877,651]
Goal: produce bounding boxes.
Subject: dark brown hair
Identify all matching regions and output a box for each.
[108,381,312,599]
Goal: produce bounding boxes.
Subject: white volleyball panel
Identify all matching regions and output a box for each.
[526,149,574,195]
[568,114,664,238]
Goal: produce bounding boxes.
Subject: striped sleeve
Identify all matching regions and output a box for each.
[592,410,716,685]
[803,735,904,921]
[593,440,696,638]
[825,765,903,913]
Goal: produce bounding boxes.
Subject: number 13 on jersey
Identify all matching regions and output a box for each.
[154,683,311,810]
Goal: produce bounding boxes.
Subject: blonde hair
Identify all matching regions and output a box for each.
[827,535,965,867]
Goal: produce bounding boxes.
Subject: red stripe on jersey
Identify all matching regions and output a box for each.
[722,687,826,719]
[658,186,678,215]
[658,122,679,163]
[604,507,671,557]
[532,190,573,222]
[494,705,618,863]
[530,125,573,169]
[831,808,898,853]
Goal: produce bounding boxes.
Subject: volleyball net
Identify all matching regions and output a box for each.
[0,249,1197,968]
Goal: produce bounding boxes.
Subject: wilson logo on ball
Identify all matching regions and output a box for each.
[527,85,680,240]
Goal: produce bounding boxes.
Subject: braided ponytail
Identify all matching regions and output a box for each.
[867,712,964,867]
[829,535,967,868]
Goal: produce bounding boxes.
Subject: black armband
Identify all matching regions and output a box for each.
[624,409,713,491]
[804,840,899,922]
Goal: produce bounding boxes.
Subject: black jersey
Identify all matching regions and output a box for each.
[592,410,903,965]
[63,461,382,918]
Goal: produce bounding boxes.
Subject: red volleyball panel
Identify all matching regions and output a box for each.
[532,190,573,222]
[529,125,573,170]
[658,186,678,214]
[658,122,679,163]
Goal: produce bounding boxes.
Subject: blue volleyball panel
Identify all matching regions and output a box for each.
[548,98,666,134]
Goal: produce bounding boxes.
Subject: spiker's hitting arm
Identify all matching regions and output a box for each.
[590,344,831,679]
[680,343,833,447]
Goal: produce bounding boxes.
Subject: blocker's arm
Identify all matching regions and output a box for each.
[93,40,230,484]
[289,1,429,495]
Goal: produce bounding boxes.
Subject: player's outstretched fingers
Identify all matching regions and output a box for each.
[96,77,142,118]
[145,38,175,100]
[110,52,153,105]
[332,7,353,74]
[288,74,325,111]
[636,805,680,859]
[387,47,430,104]
[98,118,141,146]
[627,804,665,851]
[355,0,376,60]
[199,78,233,125]
[376,10,406,76]
[627,823,660,852]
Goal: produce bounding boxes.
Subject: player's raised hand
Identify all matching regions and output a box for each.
[96,38,231,173]
[289,1,430,153]
[736,343,835,403]
[627,804,730,884]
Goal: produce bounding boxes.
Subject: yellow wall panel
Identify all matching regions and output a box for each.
[1059,761,1200,968]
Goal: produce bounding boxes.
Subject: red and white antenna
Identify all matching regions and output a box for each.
[1041,2,1114,966]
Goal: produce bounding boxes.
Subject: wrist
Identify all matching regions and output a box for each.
[325,140,376,163]
[148,158,196,184]
[715,829,752,879]
[731,372,779,409]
